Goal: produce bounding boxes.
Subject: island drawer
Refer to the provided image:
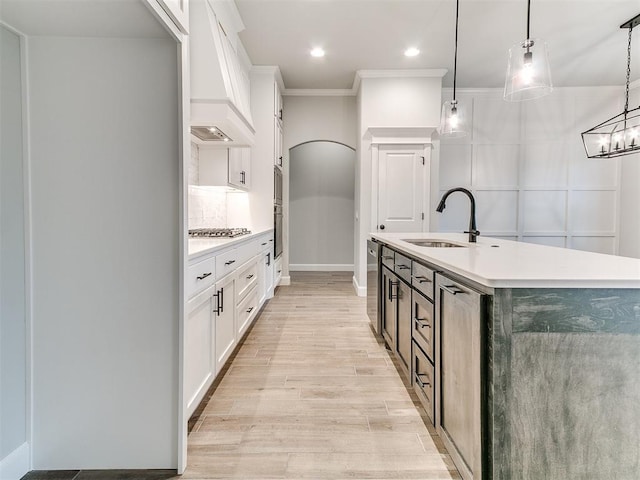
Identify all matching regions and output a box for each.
[412,262,435,300]
[187,255,216,298]
[413,341,435,425]
[412,290,434,362]
[381,246,395,269]
[394,252,412,283]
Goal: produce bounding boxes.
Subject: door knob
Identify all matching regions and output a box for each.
[380,224,385,230]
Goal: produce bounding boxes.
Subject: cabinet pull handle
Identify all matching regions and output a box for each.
[261,242,268,246]
[415,318,431,328]
[415,374,431,388]
[246,274,254,280]
[266,253,271,266]
[397,264,410,270]
[388,279,399,300]
[225,260,236,266]
[213,288,223,315]
[246,306,254,314]
[441,285,465,295]
[196,272,212,281]
[412,275,431,284]
[382,255,393,260]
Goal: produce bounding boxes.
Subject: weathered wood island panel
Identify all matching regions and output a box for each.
[489,288,640,479]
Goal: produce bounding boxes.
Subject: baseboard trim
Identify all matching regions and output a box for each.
[289,264,354,272]
[0,442,30,480]
[352,275,366,297]
[280,275,291,286]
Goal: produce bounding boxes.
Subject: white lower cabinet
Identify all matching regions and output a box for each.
[185,285,216,418]
[213,273,236,374]
[275,255,283,286]
[186,232,275,420]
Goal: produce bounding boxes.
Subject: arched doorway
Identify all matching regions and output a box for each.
[289,141,356,271]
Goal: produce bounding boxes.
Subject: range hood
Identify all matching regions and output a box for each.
[189,0,255,146]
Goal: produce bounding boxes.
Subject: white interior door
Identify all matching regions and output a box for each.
[378,146,425,233]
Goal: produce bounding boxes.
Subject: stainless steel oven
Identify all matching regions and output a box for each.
[274,204,283,258]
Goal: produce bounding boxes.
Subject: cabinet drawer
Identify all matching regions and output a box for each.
[216,248,239,279]
[187,255,216,298]
[237,239,259,266]
[413,341,435,425]
[412,262,435,301]
[394,252,412,283]
[381,246,394,269]
[237,285,258,338]
[412,290,434,362]
[258,234,272,252]
[237,259,258,302]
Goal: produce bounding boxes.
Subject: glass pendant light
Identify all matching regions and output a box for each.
[581,14,640,158]
[504,0,552,101]
[439,0,467,137]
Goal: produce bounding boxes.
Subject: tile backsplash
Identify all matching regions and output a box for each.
[188,185,227,228]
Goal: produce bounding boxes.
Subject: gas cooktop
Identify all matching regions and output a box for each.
[188,228,251,238]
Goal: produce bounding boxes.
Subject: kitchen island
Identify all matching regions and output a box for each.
[371,233,640,480]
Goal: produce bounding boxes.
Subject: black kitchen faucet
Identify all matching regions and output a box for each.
[436,187,480,243]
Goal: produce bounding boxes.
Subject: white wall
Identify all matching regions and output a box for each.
[619,82,640,258]
[1,25,28,477]
[289,142,355,269]
[355,74,443,292]
[282,95,357,277]
[438,87,624,255]
[28,36,179,468]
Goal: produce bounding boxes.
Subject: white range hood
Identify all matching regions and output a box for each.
[189,0,255,146]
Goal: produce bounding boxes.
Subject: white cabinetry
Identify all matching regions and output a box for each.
[235,258,259,338]
[228,147,251,189]
[274,120,283,168]
[213,273,236,373]
[185,286,215,417]
[275,254,283,287]
[199,146,250,191]
[155,0,189,33]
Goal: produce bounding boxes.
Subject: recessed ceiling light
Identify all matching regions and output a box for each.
[310,47,325,58]
[404,47,420,57]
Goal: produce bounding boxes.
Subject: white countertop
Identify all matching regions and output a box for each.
[371,233,640,289]
[189,228,273,260]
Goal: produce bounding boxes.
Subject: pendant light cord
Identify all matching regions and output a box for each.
[453,0,460,102]
[526,0,531,40]
[624,24,633,113]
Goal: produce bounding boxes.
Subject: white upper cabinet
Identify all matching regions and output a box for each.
[199,146,250,191]
[228,147,251,190]
[156,0,189,33]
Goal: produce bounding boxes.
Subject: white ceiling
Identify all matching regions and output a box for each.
[235,0,640,90]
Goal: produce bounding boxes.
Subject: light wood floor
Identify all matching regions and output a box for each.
[183,271,460,479]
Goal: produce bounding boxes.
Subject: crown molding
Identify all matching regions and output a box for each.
[283,89,356,97]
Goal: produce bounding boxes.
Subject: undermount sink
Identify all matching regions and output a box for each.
[402,239,467,248]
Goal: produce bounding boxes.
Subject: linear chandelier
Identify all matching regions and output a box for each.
[581,13,640,159]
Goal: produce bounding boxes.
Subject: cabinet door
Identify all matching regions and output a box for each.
[199,147,228,187]
[265,251,274,296]
[396,279,412,375]
[185,286,216,417]
[154,0,189,33]
[214,274,236,374]
[381,267,397,349]
[274,119,283,168]
[436,275,483,480]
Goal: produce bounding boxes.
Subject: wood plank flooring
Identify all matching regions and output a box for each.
[184,271,460,479]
